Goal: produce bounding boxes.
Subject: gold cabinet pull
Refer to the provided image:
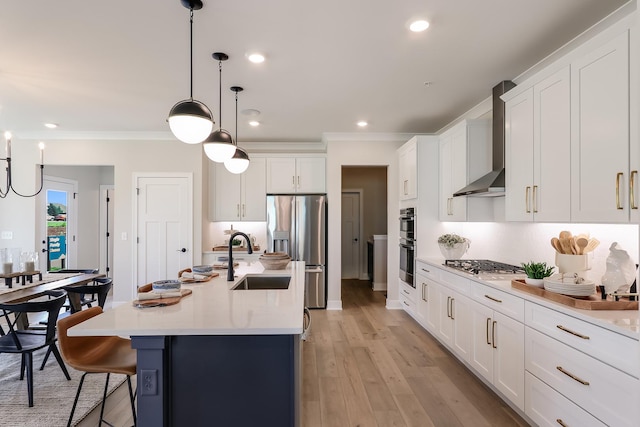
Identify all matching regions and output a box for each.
[525,186,531,213]
[242,204,246,217]
[556,419,568,427]
[237,204,240,217]
[616,172,624,209]
[533,185,538,213]
[556,325,590,340]
[492,320,497,349]
[450,298,455,320]
[422,282,427,302]
[556,366,590,386]
[486,318,491,345]
[484,294,502,303]
[446,296,451,318]
[631,170,638,210]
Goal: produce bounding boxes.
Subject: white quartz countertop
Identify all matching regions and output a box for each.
[68,261,306,337]
[417,257,640,339]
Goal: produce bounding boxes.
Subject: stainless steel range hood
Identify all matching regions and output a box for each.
[453,80,516,197]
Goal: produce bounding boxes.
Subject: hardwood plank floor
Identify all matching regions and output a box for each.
[80,279,530,426]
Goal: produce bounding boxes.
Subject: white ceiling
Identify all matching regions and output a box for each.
[0,0,632,144]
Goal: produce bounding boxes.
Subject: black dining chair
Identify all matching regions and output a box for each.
[39,277,113,370]
[0,290,71,406]
[49,268,100,311]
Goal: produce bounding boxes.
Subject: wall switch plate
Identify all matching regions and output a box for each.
[140,369,158,395]
[121,232,127,241]
[1,231,13,239]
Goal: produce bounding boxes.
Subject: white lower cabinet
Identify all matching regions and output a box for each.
[470,303,525,410]
[399,280,416,316]
[525,372,606,427]
[525,326,639,427]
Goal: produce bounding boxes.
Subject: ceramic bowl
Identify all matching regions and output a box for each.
[192,265,214,274]
[152,279,181,293]
[259,254,291,270]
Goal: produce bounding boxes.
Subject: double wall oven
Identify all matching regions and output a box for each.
[399,207,415,287]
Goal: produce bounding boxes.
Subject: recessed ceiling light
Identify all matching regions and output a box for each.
[44,123,58,129]
[249,121,260,127]
[241,108,261,117]
[409,20,429,32]
[247,53,265,64]
[357,121,368,127]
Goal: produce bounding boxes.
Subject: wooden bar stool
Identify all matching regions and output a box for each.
[57,306,137,427]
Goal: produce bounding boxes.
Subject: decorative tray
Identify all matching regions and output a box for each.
[133,283,193,307]
[511,279,638,310]
[177,268,219,282]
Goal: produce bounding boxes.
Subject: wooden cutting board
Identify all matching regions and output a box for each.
[177,268,219,282]
[511,279,638,310]
[133,284,193,307]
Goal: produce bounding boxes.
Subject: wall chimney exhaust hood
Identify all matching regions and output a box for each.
[453,80,516,197]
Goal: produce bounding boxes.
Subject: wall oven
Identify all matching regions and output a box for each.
[399,208,416,287]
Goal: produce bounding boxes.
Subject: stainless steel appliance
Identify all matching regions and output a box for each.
[444,259,526,281]
[266,195,327,308]
[399,208,416,287]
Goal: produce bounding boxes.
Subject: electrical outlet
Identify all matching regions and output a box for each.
[1,231,13,240]
[141,369,157,395]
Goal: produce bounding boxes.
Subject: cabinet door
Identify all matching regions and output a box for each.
[438,290,454,346]
[439,134,453,220]
[415,274,430,326]
[451,292,471,362]
[505,88,534,221]
[399,142,417,200]
[241,158,266,220]
[534,67,571,222]
[425,281,440,334]
[469,301,494,384]
[212,163,242,221]
[296,157,326,193]
[450,129,467,220]
[571,31,629,222]
[493,312,524,410]
[266,158,297,193]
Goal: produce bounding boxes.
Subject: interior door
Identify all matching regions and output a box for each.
[38,176,78,271]
[136,174,192,286]
[341,192,360,279]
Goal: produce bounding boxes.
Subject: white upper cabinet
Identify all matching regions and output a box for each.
[398,139,418,200]
[571,31,633,223]
[266,156,326,193]
[439,120,491,221]
[210,157,267,222]
[505,67,571,222]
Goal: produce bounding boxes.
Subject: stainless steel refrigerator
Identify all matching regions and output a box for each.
[266,195,327,308]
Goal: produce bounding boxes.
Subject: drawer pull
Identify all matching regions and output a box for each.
[484,294,502,303]
[556,325,590,340]
[556,366,590,386]
[556,419,568,427]
[403,301,409,307]
[492,320,497,349]
[421,268,430,273]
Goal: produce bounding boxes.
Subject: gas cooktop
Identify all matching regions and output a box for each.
[444,259,526,280]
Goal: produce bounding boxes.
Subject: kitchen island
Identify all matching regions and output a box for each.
[69,261,306,427]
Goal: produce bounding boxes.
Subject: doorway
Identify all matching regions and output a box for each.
[99,185,115,277]
[341,190,362,279]
[38,176,78,271]
[134,173,193,288]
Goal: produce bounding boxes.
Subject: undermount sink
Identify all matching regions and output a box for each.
[232,275,291,290]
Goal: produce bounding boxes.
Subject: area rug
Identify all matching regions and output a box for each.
[0,351,128,426]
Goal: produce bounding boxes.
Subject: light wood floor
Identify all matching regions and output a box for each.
[80,280,530,426]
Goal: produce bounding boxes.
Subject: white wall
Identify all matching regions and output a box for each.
[325,134,408,309]
[0,136,204,303]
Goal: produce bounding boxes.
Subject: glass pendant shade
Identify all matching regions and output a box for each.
[203,129,236,162]
[224,147,250,174]
[168,100,214,144]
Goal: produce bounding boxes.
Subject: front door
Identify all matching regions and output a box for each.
[135,174,192,287]
[38,176,78,271]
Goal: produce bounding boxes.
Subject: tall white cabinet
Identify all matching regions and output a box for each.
[398,139,418,200]
[505,67,571,222]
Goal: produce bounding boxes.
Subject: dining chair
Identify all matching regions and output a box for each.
[57,306,137,427]
[49,269,100,309]
[39,277,113,370]
[0,289,71,407]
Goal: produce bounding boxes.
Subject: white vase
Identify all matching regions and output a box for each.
[524,277,544,288]
[439,242,468,260]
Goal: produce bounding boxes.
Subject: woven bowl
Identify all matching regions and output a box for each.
[152,279,181,293]
[259,254,291,270]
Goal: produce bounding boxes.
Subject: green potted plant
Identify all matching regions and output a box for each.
[521,261,555,287]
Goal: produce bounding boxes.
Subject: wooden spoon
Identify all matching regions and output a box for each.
[559,230,572,240]
[576,238,588,255]
[551,237,563,253]
[559,237,574,255]
[584,238,600,253]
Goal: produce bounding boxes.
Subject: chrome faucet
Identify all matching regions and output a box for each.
[227,232,253,281]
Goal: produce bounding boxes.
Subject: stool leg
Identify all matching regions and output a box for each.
[99,373,111,426]
[26,352,34,407]
[127,375,137,426]
[67,372,87,427]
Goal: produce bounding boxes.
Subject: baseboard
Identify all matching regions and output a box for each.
[326,300,343,310]
[386,299,402,310]
[372,281,387,291]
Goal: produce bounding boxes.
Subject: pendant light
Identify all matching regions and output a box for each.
[224,86,251,174]
[167,0,214,144]
[203,52,236,162]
